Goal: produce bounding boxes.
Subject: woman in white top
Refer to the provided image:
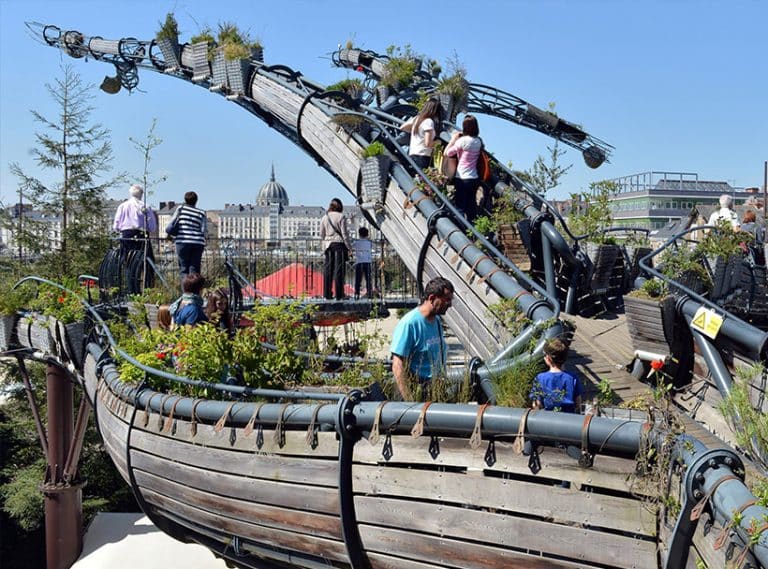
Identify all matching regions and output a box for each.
[444,114,482,223]
[400,98,443,169]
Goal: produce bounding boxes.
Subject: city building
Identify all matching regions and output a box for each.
[605,171,756,230]
[215,166,376,251]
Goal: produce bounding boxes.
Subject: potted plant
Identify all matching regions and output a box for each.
[695,223,748,301]
[434,55,469,122]
[187,28,215,82]
[360,141,391,204]
[568,182,622,295]
[35,284,87,367]
[0,284,33,352]
[624,279,669,355]
[621,231,652,293]
[339,39,361,66]
[156,12,181,71]
[217,24,262,96]
[326,78,365,104]
[380,44,421,93]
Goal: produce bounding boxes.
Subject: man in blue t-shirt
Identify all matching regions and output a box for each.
[390,277,454,400]
[530,338,582,413]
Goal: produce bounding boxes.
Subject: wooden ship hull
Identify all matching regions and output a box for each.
[78,342,763,569]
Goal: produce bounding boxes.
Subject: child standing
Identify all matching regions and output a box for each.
[530,338,583,413]
[352,227,373,299]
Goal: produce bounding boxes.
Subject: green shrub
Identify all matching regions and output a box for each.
[362,141,386,158]
[156,12,180,41]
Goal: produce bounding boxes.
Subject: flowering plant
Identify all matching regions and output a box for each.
[29,281,86,324]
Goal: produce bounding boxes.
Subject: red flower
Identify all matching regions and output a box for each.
[259,335,267,343]
[650,360,665,371]
[356,65,363,72]
[58,295,66,303]
[156,352,167,360]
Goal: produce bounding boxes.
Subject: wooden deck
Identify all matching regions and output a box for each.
[568,313,733,453]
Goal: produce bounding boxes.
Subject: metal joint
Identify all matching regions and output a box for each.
[684,448,745,501]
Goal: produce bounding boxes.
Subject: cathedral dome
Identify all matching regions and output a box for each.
[256,165,289,207]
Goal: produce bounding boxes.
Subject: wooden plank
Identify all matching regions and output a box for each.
[353,463,655,536]
[132,408,339,458]
[359,525,601,569]
[690,511,730,569]
[354,436,642,495]
[129,428,339,487]
[131,449,339,514]
[355,495,657,569]
[368,552,448,569]
[134,468,342,540]
[142,488,350,564]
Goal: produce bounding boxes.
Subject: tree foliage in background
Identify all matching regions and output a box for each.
[516,140,572,197]
[1,65,135,569]
[0,362,138,568]
[7,64,121,278]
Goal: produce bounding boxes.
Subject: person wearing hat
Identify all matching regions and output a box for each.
[112,183,157,259]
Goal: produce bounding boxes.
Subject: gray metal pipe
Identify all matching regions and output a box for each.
[691,328,733,399]
[95,358,645,457]
[678,297,768,361]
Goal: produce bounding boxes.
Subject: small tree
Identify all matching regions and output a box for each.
[9,64,120,277]
[517,140,572,197]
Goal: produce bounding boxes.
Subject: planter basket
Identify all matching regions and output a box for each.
[624,246,652,292]
[17,315,54,354]
[226,58,253,95]
[360,155,391,204]
[340,48,361,65]
[438,90,468,123]
[0,314,18,352]
[189,42,211,81]
[157,37,181,70]
[623,295,668,355]
[497,223,531,271]
[210,47,228,89]
[586,243,621,294]
[49,319,86,369]
[375,85,391,107]
[145,303,161,330]
[709,254,744,300]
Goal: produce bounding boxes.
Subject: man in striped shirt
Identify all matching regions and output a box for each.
[166,191,207,279]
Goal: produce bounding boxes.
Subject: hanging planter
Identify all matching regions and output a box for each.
[49,318,86,368]
[156,12,181,71]
[0,314,18,352]
[585,243,621,294]
[226,57,253,95]
[18,314,54,354]
[360,142,391,205]
[210,47,228,90]
[157,37,181,71]
[189,42,211,81]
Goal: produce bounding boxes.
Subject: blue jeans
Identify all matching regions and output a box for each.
[176,243,204,278]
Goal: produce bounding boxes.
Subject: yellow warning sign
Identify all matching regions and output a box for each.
[690,306,724,340]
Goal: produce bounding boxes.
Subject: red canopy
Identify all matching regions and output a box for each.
[244,262,326,298]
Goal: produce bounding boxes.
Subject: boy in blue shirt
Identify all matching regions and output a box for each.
[530,338,582,413]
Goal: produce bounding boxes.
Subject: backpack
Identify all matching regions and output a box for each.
[476,144,492,183]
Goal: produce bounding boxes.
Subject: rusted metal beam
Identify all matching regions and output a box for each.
[43,363,83,569]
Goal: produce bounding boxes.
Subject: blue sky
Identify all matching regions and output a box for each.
[1,0,766,210]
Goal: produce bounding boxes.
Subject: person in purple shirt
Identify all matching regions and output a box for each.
[113,184,157,259]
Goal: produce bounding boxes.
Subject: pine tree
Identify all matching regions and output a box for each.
[8,64,121,277]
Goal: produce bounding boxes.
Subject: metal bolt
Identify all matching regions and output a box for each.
[724,457,733,466]
[708,458,716,468]
[693,489,703,499]
[696,473,704,482]
[345,424,354,431]
[344,409,352,415]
